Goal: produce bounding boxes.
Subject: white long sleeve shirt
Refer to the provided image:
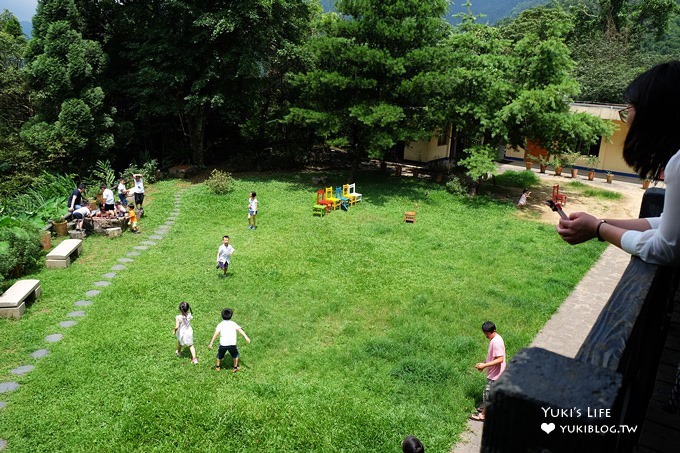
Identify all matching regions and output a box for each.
[621,149,680,265]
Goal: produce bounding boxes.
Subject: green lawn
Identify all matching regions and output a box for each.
[0,172,606,452]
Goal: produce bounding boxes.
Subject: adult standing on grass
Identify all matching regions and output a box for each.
[248,191,258,230]
[557,61,680,266]
[208,308,251,373]
[216,235,235,277]
[471,321,506,422]
[133,173,145,212]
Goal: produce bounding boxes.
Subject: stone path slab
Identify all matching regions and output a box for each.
[10,365,34,376]
[86,290,101,297]
[102,272,117,279]
[59,320,77,328]
[31,349,49,359]
[118,258,134,263]
[68,311,86,317]
[0,382,19,394]
[45,334,63,343]
[94,281,111,287]
[74,300,92,307]
[111,264,126,270]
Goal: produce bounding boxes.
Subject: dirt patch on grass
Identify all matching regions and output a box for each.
[496,168,652,225]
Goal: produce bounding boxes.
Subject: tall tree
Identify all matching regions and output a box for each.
[104,0,317,166]
[21,0,114,173]
[285,0,451,167]
[0,10,33,195]
[498,6,613,155]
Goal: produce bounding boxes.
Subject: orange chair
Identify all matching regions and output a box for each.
[552,184,567,206]
[404,204,417,223]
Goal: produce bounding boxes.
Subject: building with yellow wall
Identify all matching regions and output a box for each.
[405,103,637,177]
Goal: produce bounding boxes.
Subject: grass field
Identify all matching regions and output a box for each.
[0,171,606,452]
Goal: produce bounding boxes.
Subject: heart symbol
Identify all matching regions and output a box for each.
[541,422,555,434]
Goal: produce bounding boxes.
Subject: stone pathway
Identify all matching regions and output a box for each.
[0,191,183,450]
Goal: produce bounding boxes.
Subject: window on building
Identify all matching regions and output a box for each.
[437,129,447,147]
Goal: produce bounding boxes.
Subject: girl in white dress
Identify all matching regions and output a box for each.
[174,301,198,364]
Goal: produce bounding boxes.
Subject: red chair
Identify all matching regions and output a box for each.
[552,184,567,206]
[316,189,332,213]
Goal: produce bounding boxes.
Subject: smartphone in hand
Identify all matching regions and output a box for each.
[545,200,568,219]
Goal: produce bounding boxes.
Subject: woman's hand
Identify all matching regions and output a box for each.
[557,212,601,244]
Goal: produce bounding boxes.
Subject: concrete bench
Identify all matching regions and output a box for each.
[46,239,83,269]
[0,279,41,318]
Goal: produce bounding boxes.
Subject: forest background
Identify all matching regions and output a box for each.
[0,0,679,283]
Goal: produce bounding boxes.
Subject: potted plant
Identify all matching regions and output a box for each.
[586,155,600,181]
[536,154,550,174]
[642,178,651,189]
[606,171,614,184]
[524,154,535,170]
[51,216,68,236]
[550,154,565,176]
[561,151,581,178]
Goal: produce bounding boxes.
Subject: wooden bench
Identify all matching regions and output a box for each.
[46,239,83,269]
[0,279,41,319]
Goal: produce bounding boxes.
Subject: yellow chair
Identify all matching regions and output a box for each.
[342,184,358,206]
[325,186,341,210]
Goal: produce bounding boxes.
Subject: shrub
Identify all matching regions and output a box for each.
[0,217,42,284]
[445,177,470,196]
[0,172,76,225]
[495,170,540,188]
[124,158,160,184]
[205,169,235,195]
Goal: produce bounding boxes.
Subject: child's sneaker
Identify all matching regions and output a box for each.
[191,358,198,364]
[215,366,221,372]
[232,366,240,373]
[175,351,181,357]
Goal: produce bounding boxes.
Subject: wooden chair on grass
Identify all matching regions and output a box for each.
[552,184,567,206]
[342,184,358,206]
[314,189,331,216]
[325,186,341,210]
[404,204,417,223]
[348,183,362,203]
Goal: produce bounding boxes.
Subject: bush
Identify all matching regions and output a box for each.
[445,177,470,196]
[205,169,235,195]
[0,172,76,226]
[124,158,160,184]
[495,170,540,188]
[0,217,42,284]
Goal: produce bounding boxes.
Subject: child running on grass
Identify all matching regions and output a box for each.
[128,203,140,234]
[173,301,198,364]
[216,235,235,277]
[208,308,251,373]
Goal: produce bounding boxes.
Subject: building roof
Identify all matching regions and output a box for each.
[570,102,626,121]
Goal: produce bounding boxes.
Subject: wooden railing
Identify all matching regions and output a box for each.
[482,188,680,452]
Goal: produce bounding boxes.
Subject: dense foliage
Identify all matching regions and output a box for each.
[0,217,42,284]
[0,0,677,193]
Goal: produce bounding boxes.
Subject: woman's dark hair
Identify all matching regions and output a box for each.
[623,60,680,179]
[222,308,233,320]
[178,301,191,315]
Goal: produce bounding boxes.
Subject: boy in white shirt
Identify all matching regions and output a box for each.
[216,235,235,277]
[208,308,251,372]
